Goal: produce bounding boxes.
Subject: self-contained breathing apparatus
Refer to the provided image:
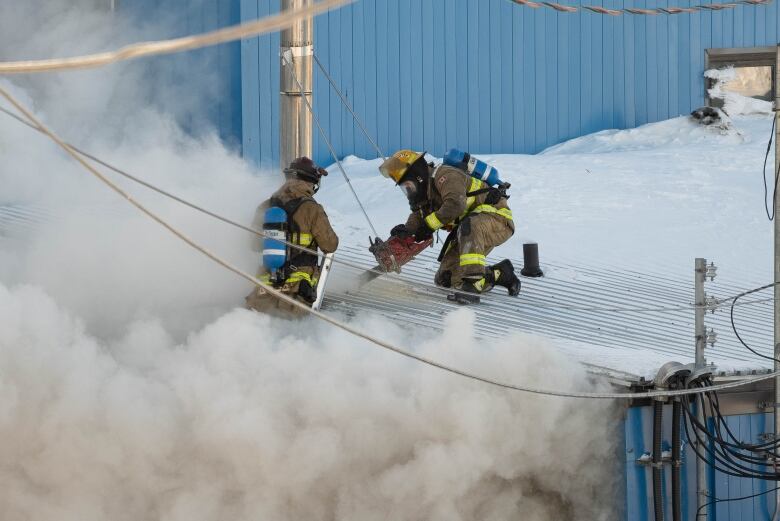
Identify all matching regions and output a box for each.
[262,196,319,303]
[436,150,511,263]
[443,148,511,202]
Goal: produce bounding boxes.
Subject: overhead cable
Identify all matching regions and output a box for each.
[509,0,773,16]
[730,281,780,364]
[8,86,780,400]
[313,52,385,160]
[763,116,779,221]
[282,52,380,238]
[0,0,353,74]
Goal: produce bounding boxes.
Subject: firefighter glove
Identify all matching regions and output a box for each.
[390,224,413,239]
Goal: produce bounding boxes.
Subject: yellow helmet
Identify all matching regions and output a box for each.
[379,149,424,184]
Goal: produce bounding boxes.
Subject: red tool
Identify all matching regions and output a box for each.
[358,236,433,285]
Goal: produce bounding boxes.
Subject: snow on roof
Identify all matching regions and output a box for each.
[318,112,777,382]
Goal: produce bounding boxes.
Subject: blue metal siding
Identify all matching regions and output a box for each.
[122,0,242,148]
[625,406,777,521]
[239,0,780,166]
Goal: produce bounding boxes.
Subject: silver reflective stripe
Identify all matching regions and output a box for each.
[263,249,286,256]
[467,156,478,174]
[481,166,492,181]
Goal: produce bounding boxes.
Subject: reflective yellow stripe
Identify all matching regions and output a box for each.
[259,273,272,284]
[290,232,313,246]
[459,253,487,266]
[285,271,314,285]
[425,212,443,231]
[460,178,483,219]
[471,204,513,220]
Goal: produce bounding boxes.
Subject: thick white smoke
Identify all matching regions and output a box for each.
[0,2,622,519]
[0,285,619,520]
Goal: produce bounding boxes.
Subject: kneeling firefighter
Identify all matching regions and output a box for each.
[379,150,520,304]
[245,156,339,317]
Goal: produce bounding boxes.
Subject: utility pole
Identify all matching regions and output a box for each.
[280,0,313,171]
[694,257,708,517]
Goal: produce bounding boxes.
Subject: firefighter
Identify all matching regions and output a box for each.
[380,150,520,304]
[245,157,339,317]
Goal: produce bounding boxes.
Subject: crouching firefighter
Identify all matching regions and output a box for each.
[245,157,339,317]
[379,150,520,304]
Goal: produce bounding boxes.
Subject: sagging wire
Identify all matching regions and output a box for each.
[3,102,777,316]
[281,51,380,239]
[680,377,780,482]
[8,85,780,401]
[696,486,780,519]
[763,115,779,221]
[508,0,774,16]
[313,52,385,160]
[0,0,354,74]
[730,281,780,365]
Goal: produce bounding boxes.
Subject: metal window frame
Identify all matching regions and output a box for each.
[704,46,775,107]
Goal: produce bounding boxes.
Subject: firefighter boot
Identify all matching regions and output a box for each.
[490,259,521,296]
[447,277,483,305]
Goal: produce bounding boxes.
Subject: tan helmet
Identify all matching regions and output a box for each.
[378,150,424,184]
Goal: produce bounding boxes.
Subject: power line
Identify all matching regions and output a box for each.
[508,0,773,16]
[763,116,779,221]
[281,51,380,239]
[696,487,780,519]
[0,0,354,74]
[313,52,385,160]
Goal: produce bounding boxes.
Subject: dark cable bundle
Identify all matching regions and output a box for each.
[680,376,780,481]
[674,372,780,517]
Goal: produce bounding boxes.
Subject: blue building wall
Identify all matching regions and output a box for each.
[121,0,243,148]
[625,405,777,521]
[240,0,780,167]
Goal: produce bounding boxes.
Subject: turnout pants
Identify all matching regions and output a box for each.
[245,266,318,319]
[435,212,514,290]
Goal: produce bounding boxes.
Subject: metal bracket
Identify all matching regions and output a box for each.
[704,294,719,313]
[758,402,780,410]
[706,262,718,281]
[706,328,717,347]
[759,432,780,442]
[636,452,673,466]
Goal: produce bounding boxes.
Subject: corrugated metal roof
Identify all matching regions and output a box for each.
[323,245,774,383]
[2,204,773,384]
[0,204,50,236]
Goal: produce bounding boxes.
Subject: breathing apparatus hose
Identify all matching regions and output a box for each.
[672,399,682,521]
[654,400,665,521]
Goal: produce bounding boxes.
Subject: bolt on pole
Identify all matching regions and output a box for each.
[280,0,313,172]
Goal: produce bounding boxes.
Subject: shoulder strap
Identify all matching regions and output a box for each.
[281,196,313,218]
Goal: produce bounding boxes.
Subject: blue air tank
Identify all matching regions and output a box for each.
[262,206,288,271]
[443,148,507,187]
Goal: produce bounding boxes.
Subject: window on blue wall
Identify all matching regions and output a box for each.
[705,47,774,109]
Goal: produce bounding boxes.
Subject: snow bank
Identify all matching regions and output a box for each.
[321,114,774,285]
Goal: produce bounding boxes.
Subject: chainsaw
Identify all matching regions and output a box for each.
[357,235,433,286]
